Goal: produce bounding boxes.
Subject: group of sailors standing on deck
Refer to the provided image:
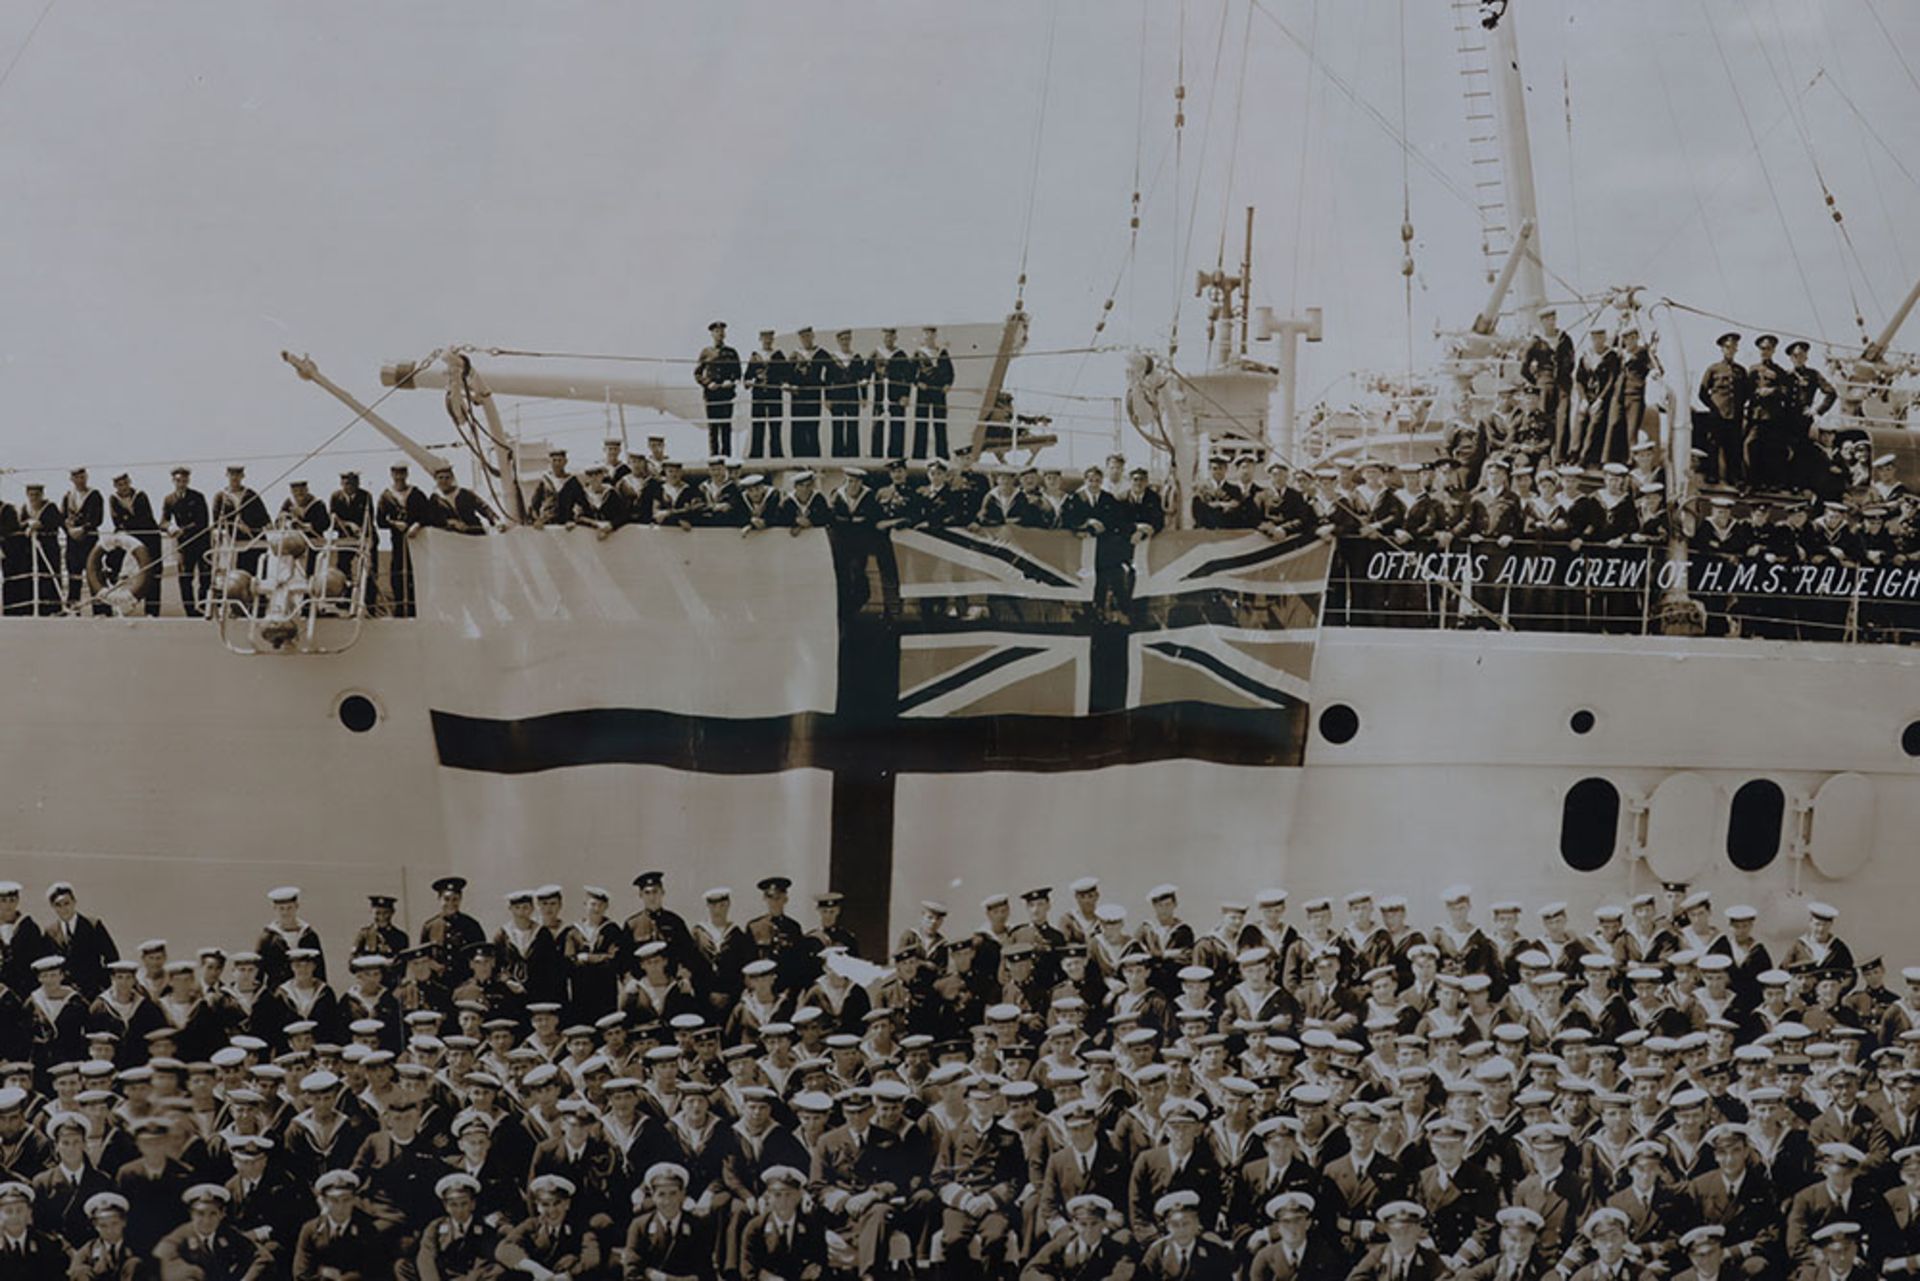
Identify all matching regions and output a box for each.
[1510,316,1849,496]
[694,321,958,463]
[0,869,1918,1280]
[0,462,494,619]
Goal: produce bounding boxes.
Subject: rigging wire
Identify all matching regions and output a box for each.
[1287,0,1319,309]
[0,0,57,106]
[1561,26,1584,291]
[1741,0,1877,338]
[1398,0,1414,386]
[1130,0,1150,328]
[1245,0,1588,311]
[1171,0,1187,354]
[1812,12,1912,281]
[1697,0,1825,336]
[1214,0,1257,269]
[1012,4,1060,314]
[1644,26,1734,301]
[1173,0,1232,356]
[1864,0,1920,102]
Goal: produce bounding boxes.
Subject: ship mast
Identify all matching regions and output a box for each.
[1488,10,1547,323]
[1456,0,1548,326]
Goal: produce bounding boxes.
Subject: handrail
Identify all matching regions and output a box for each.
[208,520,375,654]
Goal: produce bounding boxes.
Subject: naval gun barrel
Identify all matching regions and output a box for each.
[1471,220,1536,337]
[1863,274,1920,364]
[380,360,709,425]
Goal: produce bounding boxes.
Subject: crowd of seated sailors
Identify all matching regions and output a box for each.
[0,871,1915,1279]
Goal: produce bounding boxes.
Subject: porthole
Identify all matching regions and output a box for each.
[1903,721,1920,757]
[338,694,379,733]
[1569,709,1596,735]
[1727,779,1784,871]
[1319,703,1359,745]
[1560,777,1619,871]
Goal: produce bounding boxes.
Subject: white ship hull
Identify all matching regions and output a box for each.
[5,601,1910,954]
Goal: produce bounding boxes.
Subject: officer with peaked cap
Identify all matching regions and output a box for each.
[1695,330,1750,487]
[350,894,409,976]
[417,1172,501,1281]
[419,876,484,979]
[152,1183,262,1281]
[293,1171,386,1281]
[695,320,742,457]
[747,875,807,993]
[0,1179,66,1277]
[625,1161,714,1279]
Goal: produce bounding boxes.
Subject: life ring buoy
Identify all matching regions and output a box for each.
[85,537,155,603]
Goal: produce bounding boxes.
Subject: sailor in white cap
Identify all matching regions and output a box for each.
[740,1164,820,1278]
[1141,1187,1228,1276]
[1808,1221,1870,1281]
[294,1170,384,1276]
[1025,1190,1127,1276]
[626,1161,710,1277]
[71,1190,133,1275]
[1357,1200,1439,1278]
[151,1183,255,1279]
[258,887,324,988]
[422,1172,494,1275]
[1243,889,1297,965]
[1781,903,1853,978]
[1062,877,1103,945]
[1871,452,1907,504]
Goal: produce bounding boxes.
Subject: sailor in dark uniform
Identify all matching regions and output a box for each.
[11,484,60,614]
[748,877,808,995]
[0,1179,67,1281]
[60,468,105,613]
[695,320,742,457]
[875,327,915,458]
[807,892,862,964]
[827,328,870,461]
[1064,466,1130,620]
[292,1170,388,1281]
[875,458,923,532]
[104,473,161,617]
[790,326,829,459]
[427,465,496,535]
[41,883,116,999]
[1574,330,1623,467]
[525,449,581,529]
[277,480,330,573]
[1745,334,1797,491]
[625,870,697,985]
[1787,339,1839,454]
[830,467,886,614]
[1695,332,1750,488]
[913,326,956,460]
[327,470,375,606]
[376,464,431,617]
[419,876,484,981]
[351,896,408,976]
[745,328,788,460]
[160,466,210,618]
[1522,309,1577,462]
[777,470,833,532]
[976,468,1022,528]
[256,887,324,989]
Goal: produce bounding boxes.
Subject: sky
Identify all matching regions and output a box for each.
[0,0,1916,494]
